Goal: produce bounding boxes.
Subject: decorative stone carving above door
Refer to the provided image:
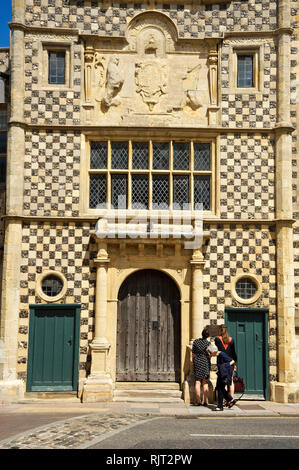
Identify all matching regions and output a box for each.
[82,11,220,127]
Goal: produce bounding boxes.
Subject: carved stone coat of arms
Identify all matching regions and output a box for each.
[135,60,167,111]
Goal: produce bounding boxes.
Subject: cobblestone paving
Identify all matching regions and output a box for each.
[0,413,150,449]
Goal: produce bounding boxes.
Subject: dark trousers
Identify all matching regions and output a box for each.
[216,378,233,408]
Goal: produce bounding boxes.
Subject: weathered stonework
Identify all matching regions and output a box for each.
[0,0,298,403]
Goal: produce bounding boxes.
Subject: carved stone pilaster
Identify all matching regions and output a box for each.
[207,46,219,125]
[208,47,218,106]
[84,46,94,103]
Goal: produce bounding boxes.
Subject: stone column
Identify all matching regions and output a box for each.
[190,256,206,343]
[270,0,299,403]
[183,249,205,404]
[0,220,24,402]
[0,0,25,403]
[82,242,113,402]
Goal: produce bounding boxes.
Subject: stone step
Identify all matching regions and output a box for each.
[113,396,184,403]
[21,392,80,403]
[115,382,181,391]
[113,388,184,402]
[24,391,78,399]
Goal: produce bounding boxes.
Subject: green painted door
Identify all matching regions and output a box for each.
[225,308,268,398]
[27,305,80,392]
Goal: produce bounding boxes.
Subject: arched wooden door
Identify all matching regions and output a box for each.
[116,270,181,382]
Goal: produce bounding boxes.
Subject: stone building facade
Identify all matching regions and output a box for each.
[0,46,9,378]
[0,0,298,403]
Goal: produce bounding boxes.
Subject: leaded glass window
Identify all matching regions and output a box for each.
[111,174,127,209]
[152,175,169,209]
[0,134,7,154]
[89,174,107,209]
[132,174,149,209]
[173,175,189,210]
[88,140,214,212]
[48,51,65,85]
[194,143,210,171]
[173,142,189,170]
[237,55,254,88]
[0,157,6,184]
[153,142,169,170]
[132,142,148,169]
[0,108,7,130]
[41,275,63,297]
[194,175,210,210]
[91,141,107,169]
[111,142,128,169]
[235,277,257,299]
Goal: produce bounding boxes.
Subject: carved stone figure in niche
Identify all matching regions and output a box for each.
[135,61,167,111]
[145,35,158,56]
[183,63,203,111]
[102,56,124,109]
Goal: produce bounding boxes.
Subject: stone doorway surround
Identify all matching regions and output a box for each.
[81,219,209,403]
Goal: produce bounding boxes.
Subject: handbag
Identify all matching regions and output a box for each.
[233,374,245,397]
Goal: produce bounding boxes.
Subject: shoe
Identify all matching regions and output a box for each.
[214,407,223,411]
[228,399,237,408]
[203,403,208,407]
[193,402,202,406]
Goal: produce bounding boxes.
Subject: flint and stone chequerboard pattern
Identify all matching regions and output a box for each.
[24,35,82,127]
[219,134,275,219]
[18,221,98,381]
[221,40,277,129]
[24,1,278,37]
[11,0,299,388]
[24,130,81,217]
[202,223,277,381]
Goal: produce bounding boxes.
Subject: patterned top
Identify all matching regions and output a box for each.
[192,338,211,381]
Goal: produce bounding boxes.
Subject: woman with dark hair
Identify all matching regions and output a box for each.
[215,324,237,399]
[192,327,211,406]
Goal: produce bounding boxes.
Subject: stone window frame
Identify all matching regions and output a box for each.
[80,136,217,217]
[36,270,67,303]
[227,42,264,94]
[41,42,72,90]
[232,273,262,305]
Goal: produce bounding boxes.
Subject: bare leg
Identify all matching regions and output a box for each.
[202,378,209,404]
[229,379,234,399]
[194,380,202,404]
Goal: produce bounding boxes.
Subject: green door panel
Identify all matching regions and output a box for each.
[27,305,80,392]
[225,308,268,399]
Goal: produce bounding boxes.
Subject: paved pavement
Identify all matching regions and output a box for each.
[0,399,299,449]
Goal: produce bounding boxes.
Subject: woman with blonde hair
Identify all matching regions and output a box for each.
[215,324,237,400]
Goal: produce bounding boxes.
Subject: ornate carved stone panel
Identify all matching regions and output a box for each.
[82,12,219,127]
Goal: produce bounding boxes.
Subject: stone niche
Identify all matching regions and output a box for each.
[82,11,219,128]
